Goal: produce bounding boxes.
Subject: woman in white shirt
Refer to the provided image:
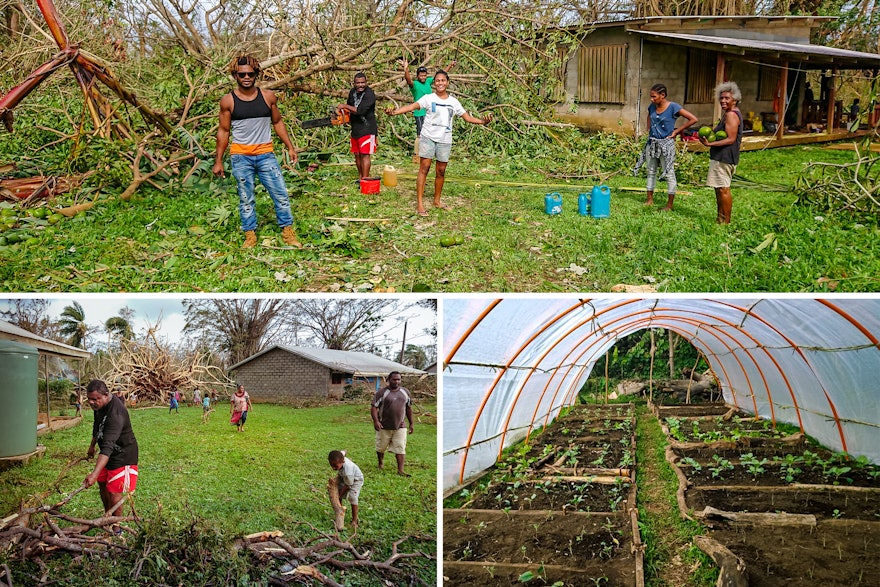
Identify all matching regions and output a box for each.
[386,70,492,216]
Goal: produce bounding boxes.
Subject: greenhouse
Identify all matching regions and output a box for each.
[442,297,880,586]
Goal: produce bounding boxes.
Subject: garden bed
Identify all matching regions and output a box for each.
[705,519,880,587]
[659,402,880,587]
[686,485,880,520]
[444,509,631,565]
[444,402,643,586]
[468,478,633,513]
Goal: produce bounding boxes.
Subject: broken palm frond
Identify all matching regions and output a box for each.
[0,0,170,137]
[731,173,791,192]
[793,146,880,222]
[244,523,435,587]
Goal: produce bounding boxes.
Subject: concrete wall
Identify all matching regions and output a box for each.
[556,22,812,135]
[558,27,640,134]
[232,348,332,404]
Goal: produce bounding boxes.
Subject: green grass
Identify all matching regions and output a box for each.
[0,402,437,586]
[1,143,877,292]
[635,403,717,587]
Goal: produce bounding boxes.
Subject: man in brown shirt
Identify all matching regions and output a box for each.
[370,371,414,476]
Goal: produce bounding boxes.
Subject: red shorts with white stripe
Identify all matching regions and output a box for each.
[97,465,138,493]
[350,135,376,155]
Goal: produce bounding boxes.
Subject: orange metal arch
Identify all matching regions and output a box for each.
[495,309,761,464]
[443,299,502,367]
[515,310,738,443]
[551,315,753,420]
[454,300,590,484]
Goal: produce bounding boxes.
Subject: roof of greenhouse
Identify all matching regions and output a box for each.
[442,298,880,491]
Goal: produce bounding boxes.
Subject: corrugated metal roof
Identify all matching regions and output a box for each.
[228,344,426,377]
[637,30,880,68]
[0,320,91,359]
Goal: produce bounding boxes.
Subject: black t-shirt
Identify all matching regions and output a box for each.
[347,87,377,138]
[92,395,138,469]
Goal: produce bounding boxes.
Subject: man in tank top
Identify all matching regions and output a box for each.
[212,55,302,249]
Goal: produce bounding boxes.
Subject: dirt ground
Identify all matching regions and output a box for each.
[444,509,631,565]
[707,520,880,587]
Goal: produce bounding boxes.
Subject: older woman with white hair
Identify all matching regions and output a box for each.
[700,82,743,224]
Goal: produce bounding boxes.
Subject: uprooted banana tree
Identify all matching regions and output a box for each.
[0,0,171,137]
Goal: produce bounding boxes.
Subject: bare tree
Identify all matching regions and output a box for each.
[293,299,400,350]
[0,298,59,340]
[183,298,298,365]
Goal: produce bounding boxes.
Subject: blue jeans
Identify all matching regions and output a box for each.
[230,153,293,232]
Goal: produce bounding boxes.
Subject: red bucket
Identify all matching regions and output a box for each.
[360,177,381,194]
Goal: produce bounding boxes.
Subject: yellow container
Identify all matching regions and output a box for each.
[382,166,398,187]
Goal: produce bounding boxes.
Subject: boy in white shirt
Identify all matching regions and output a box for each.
[328,450,364,531]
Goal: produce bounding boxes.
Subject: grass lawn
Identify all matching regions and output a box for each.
[1,143,877,292]
[0,402,437,586]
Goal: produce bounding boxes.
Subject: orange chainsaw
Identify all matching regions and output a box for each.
[300,107,350,129]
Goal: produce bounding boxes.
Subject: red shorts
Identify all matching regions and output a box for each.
[350,135,376,155]
[97,465,138,493]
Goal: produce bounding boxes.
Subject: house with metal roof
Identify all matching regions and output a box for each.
[227,345,426,403]
[558,16,880,148]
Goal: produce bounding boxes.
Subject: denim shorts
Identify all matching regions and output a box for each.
[418,137,452,162]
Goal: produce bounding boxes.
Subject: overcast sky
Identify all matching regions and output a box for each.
[0,295,436,353]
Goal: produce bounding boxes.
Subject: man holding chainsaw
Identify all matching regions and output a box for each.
[338,72,377,183]
[213,54,302,249]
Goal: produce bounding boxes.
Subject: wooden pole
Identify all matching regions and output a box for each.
[604,352,609,404]
[776,61,788,141]
[685,352,701,405]
[43,354,51,430]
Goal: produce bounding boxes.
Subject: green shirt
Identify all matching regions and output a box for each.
[410,77,434,117]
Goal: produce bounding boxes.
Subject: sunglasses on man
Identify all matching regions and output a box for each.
[236,71,257,78]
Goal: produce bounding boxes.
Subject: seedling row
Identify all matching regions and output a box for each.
[655,401,880,587]
[444,403,643,587]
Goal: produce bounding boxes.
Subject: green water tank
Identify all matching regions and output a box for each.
[0,341,38,458]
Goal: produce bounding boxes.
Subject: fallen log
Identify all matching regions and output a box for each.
[693,534,748,587]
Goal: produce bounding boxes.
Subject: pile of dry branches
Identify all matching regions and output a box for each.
[95,334,233,404]
[0,482,135,572]
[242,524,435,587]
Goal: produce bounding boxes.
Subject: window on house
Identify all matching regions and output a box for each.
[577,44,627,104]
[686,49,716,104]
[757,66,781,102]
[331,373,343,384]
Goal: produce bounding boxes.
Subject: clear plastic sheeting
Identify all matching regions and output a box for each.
[442,298,880,491]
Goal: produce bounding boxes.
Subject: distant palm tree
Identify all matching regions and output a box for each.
[105,315,134,343]
[58,301,88,349]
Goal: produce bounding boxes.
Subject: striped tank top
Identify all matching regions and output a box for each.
[230,89,273,156]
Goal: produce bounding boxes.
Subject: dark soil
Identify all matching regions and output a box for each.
[686,486,880,520]
[707,520,880,587]
[468,479,631,513]
[444,509,630,565]
[442,560,633,587]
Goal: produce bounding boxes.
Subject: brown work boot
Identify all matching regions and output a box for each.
[242,230,257,248]
[281,225,303,249]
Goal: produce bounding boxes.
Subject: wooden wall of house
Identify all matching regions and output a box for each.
[231,348,332,404]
